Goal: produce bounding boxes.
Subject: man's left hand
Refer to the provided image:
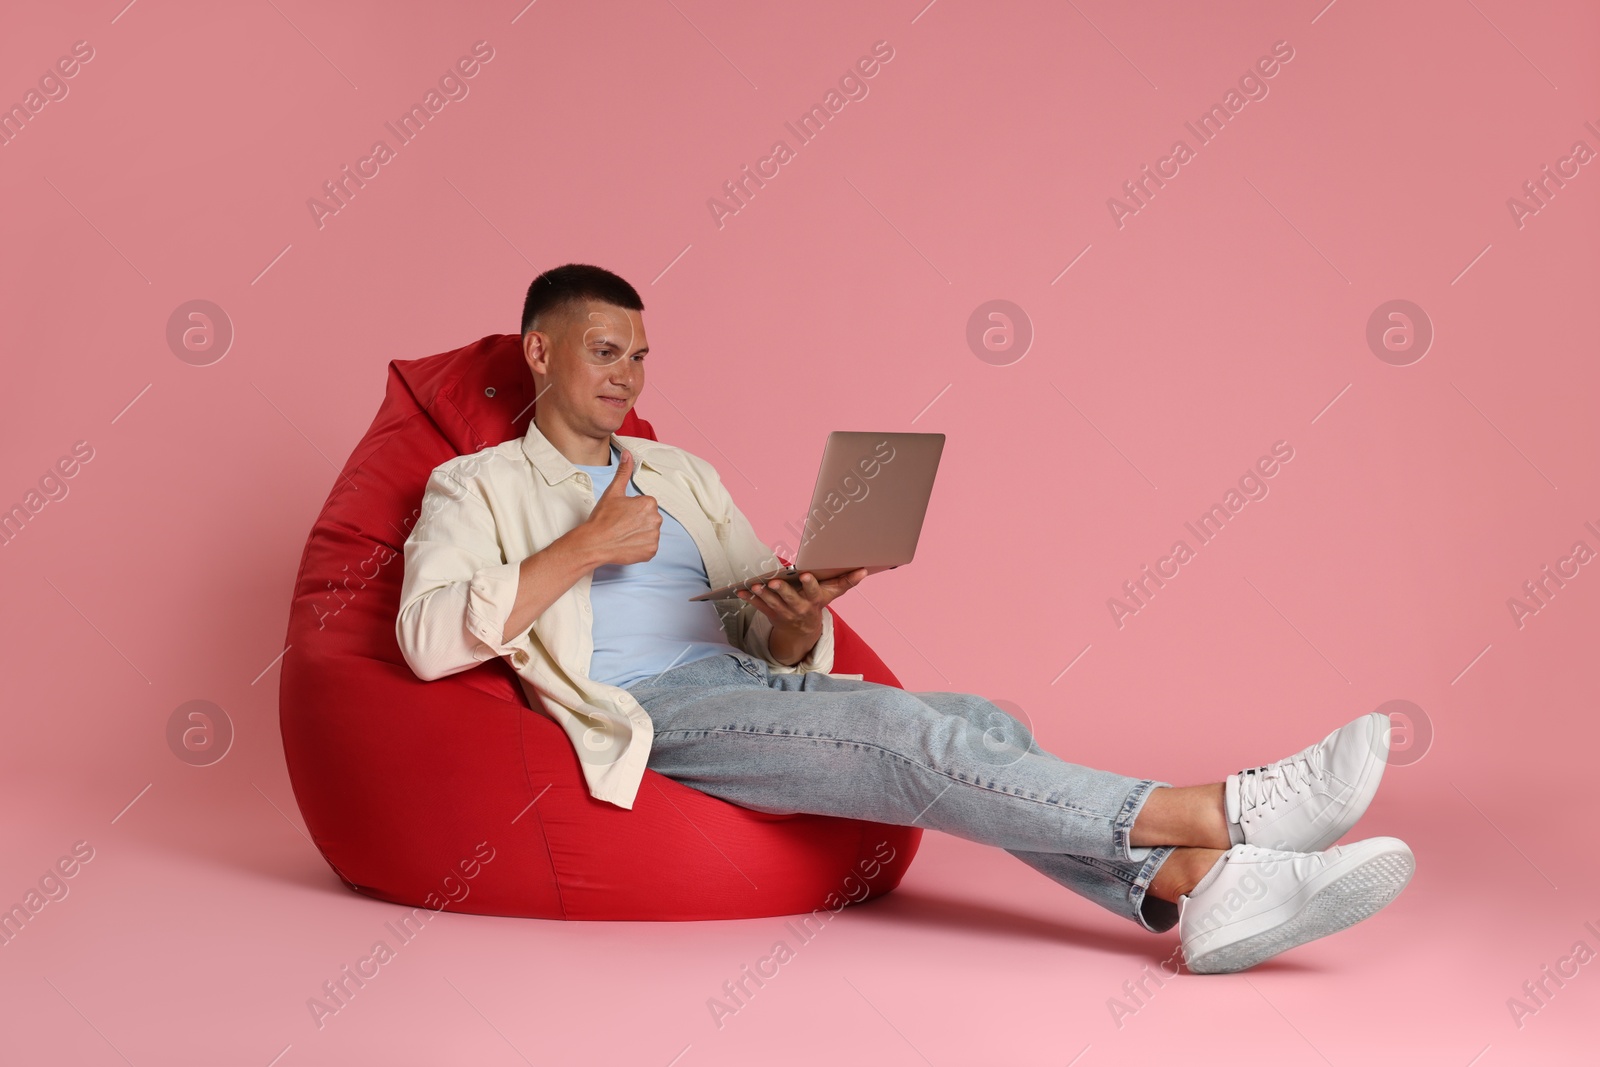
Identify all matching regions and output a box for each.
[737,568,868,637]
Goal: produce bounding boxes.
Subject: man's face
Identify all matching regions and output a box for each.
[523,300,648,434]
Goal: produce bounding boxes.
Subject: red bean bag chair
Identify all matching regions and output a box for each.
[279,333,922,919]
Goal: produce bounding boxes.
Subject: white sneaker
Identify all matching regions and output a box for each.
[1179,837,1414,975]
[1226,711,1390,854]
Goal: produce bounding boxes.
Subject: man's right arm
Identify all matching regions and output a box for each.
[395,448,657,681]
[394,465,516,681]
[497,529,605,646]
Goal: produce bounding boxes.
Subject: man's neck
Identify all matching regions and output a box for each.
[574,442,617,469]
[535,410,612,466]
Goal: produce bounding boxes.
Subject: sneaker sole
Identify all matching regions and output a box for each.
[1184,841,1414,975]
[1257,711,1392,854]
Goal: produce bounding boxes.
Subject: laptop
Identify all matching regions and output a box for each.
[689,431,945,601]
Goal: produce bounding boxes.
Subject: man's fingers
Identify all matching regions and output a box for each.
[599,449,633,498]
[746,580,797,617]
[803,568,865,603]
[770,576,808,608]
[738,585,780,618]
[821,569,867,590]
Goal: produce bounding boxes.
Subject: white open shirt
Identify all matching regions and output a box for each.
[395,418,840,809]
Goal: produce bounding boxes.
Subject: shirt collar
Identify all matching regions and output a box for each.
[520,417,655,486]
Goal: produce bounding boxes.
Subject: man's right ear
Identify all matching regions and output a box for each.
[522,330,546,374]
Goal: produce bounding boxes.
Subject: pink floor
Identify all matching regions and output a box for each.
[3,0,1598,1063]
[4,764,1596,1063]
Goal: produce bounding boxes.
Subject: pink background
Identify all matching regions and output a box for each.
[3,0,1597,1062]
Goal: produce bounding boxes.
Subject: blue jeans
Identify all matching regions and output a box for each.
[626,652,1180,933]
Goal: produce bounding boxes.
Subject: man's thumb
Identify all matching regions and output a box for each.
[601,449,633,495]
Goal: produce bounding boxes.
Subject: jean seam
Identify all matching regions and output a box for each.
[649,725,1121,824]
[1113,778,1171,863]
[1067,854,1136,883]
[1057,850,1174,931]
[1129,845,1179,933]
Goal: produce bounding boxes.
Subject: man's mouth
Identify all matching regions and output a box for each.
[600,396,629,408]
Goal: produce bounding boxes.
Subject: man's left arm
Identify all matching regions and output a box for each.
[742,571,864,669]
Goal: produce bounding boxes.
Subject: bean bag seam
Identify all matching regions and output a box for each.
[516,707,570,920]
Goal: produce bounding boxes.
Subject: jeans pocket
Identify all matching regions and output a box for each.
[735,655,765,680]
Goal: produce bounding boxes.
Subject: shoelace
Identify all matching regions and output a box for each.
[1236,744,1329,816]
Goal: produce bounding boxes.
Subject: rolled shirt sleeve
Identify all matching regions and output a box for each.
[742,600,835,675]
[396,465,535,680]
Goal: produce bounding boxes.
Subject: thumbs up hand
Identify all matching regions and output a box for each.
[580,449,661,566]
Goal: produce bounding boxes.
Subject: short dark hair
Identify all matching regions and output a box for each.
[520,263,644,336]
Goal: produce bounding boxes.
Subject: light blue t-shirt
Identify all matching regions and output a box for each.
[574,443,737,689]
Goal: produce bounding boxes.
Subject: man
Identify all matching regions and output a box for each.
[396,263,1414,973]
